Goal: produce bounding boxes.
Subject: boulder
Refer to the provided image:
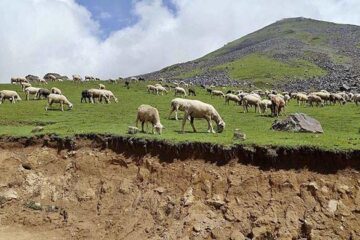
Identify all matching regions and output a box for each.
[271,113,323,133]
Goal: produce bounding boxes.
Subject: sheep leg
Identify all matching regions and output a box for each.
[141,122,145,133]
[181,114,188,133]
[206,117,215,133]
[190,117,197,133]
[61,102,64,111]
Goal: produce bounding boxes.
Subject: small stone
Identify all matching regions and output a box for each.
[31,126,44,133]
[230,230,245,240]
[0,189,18,201]
[328,200,338,214]
[233,129,246,141]
[128,126,139,134]
[182,187,194,206]
[154,187,165,194]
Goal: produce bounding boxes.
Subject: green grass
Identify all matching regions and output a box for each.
[214,54,326,83]
[176,68,203,79]
[0,81,359,150]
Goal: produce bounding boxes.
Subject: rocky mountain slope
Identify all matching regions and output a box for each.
[140,17,360,91]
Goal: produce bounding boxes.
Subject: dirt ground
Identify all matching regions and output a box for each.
[0,141,359,239]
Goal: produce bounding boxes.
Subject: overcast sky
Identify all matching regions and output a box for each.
[1,0,360,82]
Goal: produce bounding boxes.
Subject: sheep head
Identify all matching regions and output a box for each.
[154,123,164,135]
[216,121,225,133]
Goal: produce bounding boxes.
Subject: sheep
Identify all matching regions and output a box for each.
[211,90,225,98]
[99,83,106,90]
[225,93,241,105]
[242,94,261,113]
[283,94,291,105]
[0,90,22,104]
[330,93,346,105]
[180,99,225,133]
[174,87,187,97]
[36,88,51,99]
[169,98,192,120]
[307,94,323,107]
[156,85,168,95]
[51,87,62,95]
[188,87,196,96]
[295,93,308,106]
[313,91,331,104]
[85,76,95,81]
[81,90,91,103]
[136,104,164,134]
[48,74,57,82]
[24,87,41,100]
[21,82,32,91]
[88,89,109,103]
[100,89,118,103]
[259,99,272,114]
[147,85,158,95]
[354,94,360,105]
[39,79,48,85]
[72,74,82,82]
[124,80,130,89]
[45,94,73,111]
[270,95,285,117]
[206,88,213,94]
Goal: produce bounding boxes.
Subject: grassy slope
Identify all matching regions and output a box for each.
[0,81,359,150]
[214,54,326,83]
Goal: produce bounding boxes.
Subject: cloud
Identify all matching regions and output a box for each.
[1,0,360,82]
[99,11,112,20]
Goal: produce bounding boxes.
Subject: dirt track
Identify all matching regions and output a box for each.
[0,138,360,239]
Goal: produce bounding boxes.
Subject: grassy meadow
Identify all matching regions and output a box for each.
[0,81,359,150]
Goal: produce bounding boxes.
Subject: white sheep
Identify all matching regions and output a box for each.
[0,90,22,104]
[211,90,225,98]
[156,85,168,95]
[180,99,225,133]
[307,94,323,107]
[242,94,261,113]
[354,94,360,105]
[101,90,118,103]
[295,93,308,106]
[259,99,272,114]
[39,79,48,85]
[174,87,187,97]
[99,83,106,89]
[45,94,73,111]
[136,104,164,134]
[147,85,158,94]
[169,98,192,120]
[225,93,241,105]
[72,74,82,82]
[51,87,62,95]
[88,89,109,103]
[21,82,32,91]
[24,87,41,100]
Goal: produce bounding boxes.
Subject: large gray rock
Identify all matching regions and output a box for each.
[271,113,323,133]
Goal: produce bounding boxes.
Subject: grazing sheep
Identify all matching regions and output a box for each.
[48,74,57,82]
[283,94,291,105]
[85,76,95,81]
[181,99,225,133]
[242,94,261,113]
[313,91,331,104]
[36,89,51,99]
[72,74,82,82]
[295,93,308,106]
[330,93,346,105]
[211,90,225,98]
[188,87,196,96]
[88,89,109,103]
[99,84,106,90]
[169,98,192,120]
[174,87,187,97]
[225,93,241,105]
[136,104,164,134]
[270,95,285,117]
[81,90,91,103]
[156,86,168,95]
[206,88,213,94]
[51,87,62,95]
[21,82,32,91]
[147,85,158,95]
[45,94,73,111]
[39,79,48,85]
[307,94,323,107]
[100,90,118,103]
[354,94,360,105]
[259,99,272,114]
[24,87,41,100]
[0,90,22,104]
[124,80,130,89]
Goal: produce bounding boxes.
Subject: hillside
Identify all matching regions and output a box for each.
[140,17,360,91]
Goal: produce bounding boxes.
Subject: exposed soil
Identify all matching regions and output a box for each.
[0,136,360,239]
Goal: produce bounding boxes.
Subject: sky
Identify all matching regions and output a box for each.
[1,0,360,82]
